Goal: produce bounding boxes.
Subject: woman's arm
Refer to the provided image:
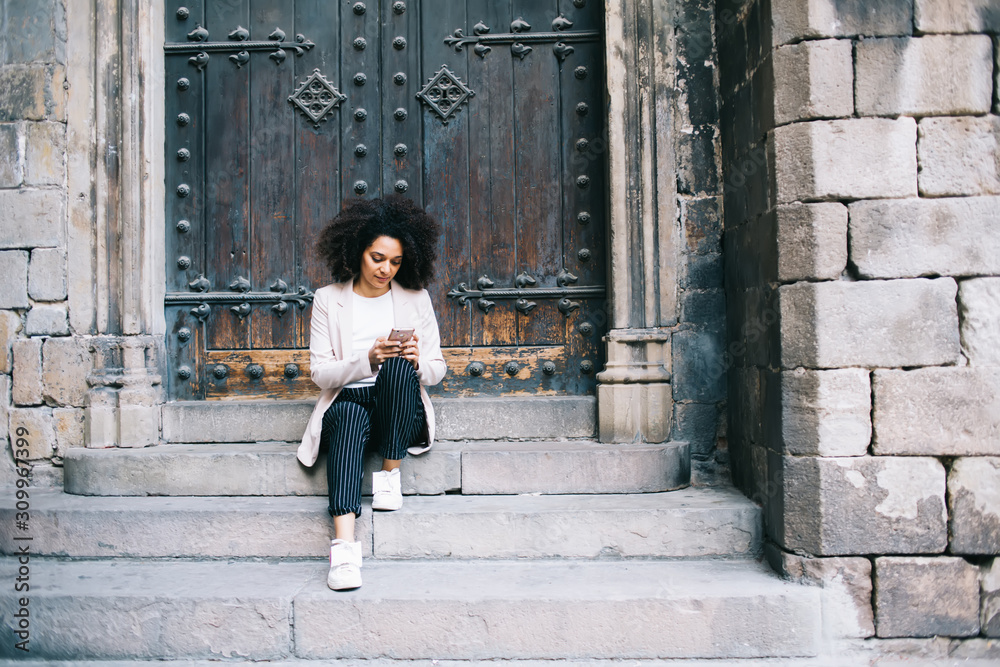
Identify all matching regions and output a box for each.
[415,290,447,386]
[309,288,373,390]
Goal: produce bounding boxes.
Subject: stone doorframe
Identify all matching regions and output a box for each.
[72,0,679,446]
[599,0,680,443]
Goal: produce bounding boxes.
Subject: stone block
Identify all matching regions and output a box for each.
[439,395,599,440]
[672,328,726,403]
[856,36,993,116]
[773,39,853,125]
[0,374,8,444]
[461,441,689,494]
[0,66,47,120]
[0,559,299,660]
[598,382,673,444]
[780,279,960,369]
[782,368,870,457]
[773,118,917,203]
[11,337,42,405]
[850,197,1000,279]
[0,311,20,375]
[24,121,64,186]
[770,0,913,45]
[8,406,56,459]
[681,253,723,289]
[960,278,1000,366]
[0,123,20,186]
[873,368,1000,456]
[0,250,29,309]
[672,401,718,460]
[52,406,83,459]
[919,117,1000,197]
[780,456,947,555]
[28,247,66,301]
[915,0,1000,33]
[875,557,980,638]
[27,461,62,487]
[41,337,88,406]
[373,488,760,559]
[766,548,875,638]
[776,202,847,282]
[4,0,64,64]
[118,405,159,448]
[948,457,1000,555]
[25,303,68,336]
[0,188,64,248]
[983,558,1000,637]
[293,559,820,660]
[681,196,722,255]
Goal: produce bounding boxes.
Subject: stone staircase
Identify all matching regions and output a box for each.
[0,399,823,662]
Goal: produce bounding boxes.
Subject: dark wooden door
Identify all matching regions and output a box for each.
[164,0,607,401]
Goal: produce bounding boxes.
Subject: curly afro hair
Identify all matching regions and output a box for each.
[317,196,441,290]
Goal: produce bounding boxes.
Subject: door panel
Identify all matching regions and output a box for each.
[164,0,607,400]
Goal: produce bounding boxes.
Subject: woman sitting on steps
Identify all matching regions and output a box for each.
[297,196,446,591]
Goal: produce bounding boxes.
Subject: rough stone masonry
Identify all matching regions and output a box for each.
[720,0,1000,643]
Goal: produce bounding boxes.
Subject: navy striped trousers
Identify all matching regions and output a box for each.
[321,356,424,517]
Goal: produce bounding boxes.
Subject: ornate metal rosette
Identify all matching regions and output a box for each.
[416,65,475,124]
[288,69,347,125]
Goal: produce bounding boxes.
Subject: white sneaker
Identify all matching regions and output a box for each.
[371,468,403,511]
[327,539,362,590]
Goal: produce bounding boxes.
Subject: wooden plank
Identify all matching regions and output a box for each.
[203,0,251,351]
[294,0,342,348]
[205,344,572,400]
[558,0,606,398]
[512,0,565,347]
[466,0,517,347]
[167,308,206,400]
[427,346,568,397]
[249,0,298,350]
[204,349,316,400]
[342,0,381,199]
[165,0,207,398]
[383,0,422,204]
[421,0,472,348]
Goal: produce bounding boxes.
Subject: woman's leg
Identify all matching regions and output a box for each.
[371,356,425,464]
[323,395,371,526]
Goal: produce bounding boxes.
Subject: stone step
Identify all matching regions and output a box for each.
[161,395,596,443]
[64,440,690,496]
[0,557,821,661]
[0,487,759,559]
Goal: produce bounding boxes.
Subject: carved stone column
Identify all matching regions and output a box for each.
[86,336,163,448]
[70,0,167,447]
[599,0,680,443]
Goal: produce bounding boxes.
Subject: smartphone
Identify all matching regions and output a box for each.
[387,328,415,343]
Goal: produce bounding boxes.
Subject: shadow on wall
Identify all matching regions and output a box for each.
[831,0,907,25]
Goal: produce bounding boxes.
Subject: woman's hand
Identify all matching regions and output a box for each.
[400,333,420,370]
[368,337,402,371]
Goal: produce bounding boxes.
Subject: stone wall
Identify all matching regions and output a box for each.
[0,0,77,485]
[670,0,729,482]
[720,0,1000,642]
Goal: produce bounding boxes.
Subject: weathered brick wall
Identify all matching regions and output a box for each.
[670,0,728,482]
[0,0,80,484]
[720,0,1000,642]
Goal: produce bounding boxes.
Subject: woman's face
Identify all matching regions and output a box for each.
[357,235,403,296]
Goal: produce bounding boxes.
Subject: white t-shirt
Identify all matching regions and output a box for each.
[345,289,395,388]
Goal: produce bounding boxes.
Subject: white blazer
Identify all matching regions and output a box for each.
[297,280,447,467]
